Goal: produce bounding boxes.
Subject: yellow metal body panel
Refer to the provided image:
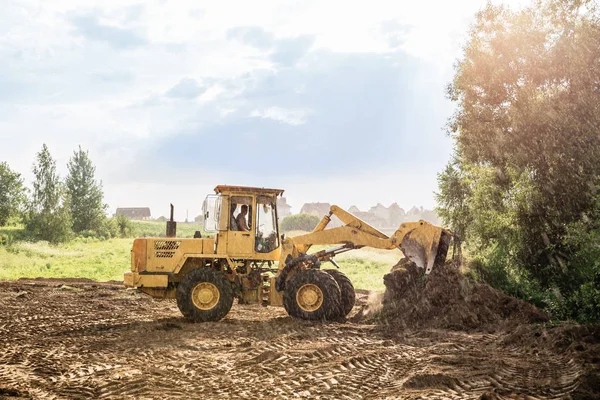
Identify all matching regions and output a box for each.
[124,272,168,288]
[124,271,134,287]
[269,277,283,306]
[144,238,214,273]
[131,239,147,272]
[227,231,254,255]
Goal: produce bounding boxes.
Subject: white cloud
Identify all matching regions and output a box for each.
[0,0,528,215]
[250,107,312,125]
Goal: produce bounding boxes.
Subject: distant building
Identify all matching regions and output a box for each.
[347,205,361,214]
[277,197,292,219]
[407,206,424,217]
[298,201,439,230]
[300,202,343,228]
[368,203,390,225]
[354,211,387,228]
[388,202,406,226]
[300,202,331,218]
[115,207,151,220]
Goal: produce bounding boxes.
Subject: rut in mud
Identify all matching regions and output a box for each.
[0,278,597,399]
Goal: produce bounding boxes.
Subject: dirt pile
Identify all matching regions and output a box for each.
[374,259,548,331]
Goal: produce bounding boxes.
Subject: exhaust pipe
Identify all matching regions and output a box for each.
[166,203,177,238]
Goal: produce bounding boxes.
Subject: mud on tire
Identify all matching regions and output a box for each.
[176,268,234,322]
[324,269,356,317]
[283,269,342,321]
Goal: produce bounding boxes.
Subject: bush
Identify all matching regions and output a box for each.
[25,202,73,244]
[115,214,133,238]
[280,214,320,233]
[98,217,119,239]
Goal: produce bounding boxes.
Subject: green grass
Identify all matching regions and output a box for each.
[308,246,402,291]
[0,238,131,281]
[0,224,401,290]
[130,220,206,238]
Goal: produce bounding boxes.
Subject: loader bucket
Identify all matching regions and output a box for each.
[399,223,451,274]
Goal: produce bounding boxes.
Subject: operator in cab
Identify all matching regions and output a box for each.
[236,205,250,231]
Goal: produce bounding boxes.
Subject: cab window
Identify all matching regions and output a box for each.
[229,196,252,231]
[255,196,279,252]
[203,195,221,232]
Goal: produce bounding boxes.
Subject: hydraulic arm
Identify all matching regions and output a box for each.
[278,205,451,281]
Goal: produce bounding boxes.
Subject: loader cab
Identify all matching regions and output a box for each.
[202,185,283,261]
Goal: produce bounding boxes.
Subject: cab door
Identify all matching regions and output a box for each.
[227,195,254,256]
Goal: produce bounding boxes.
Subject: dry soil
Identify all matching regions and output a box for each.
[0,278,597,400]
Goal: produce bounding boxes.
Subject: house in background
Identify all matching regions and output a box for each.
[300,202,331,218]
[300,202,440,230]
[300,202,344,227]
[347,205,361,214]
[277,197,292,219]
[115,207,151,220]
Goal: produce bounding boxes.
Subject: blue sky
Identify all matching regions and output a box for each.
[0,0,524,220]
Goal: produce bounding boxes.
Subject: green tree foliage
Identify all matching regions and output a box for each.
[439,0,600,321]
[280,214,320,233]
[25,144,72,243]
[115,214,133,237]
[0,162,26,226]
[65,146,107,233]
[435,157,471,261]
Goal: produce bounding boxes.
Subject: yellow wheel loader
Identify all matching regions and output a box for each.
[124,185,451,322]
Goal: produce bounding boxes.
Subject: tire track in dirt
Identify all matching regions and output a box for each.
[0,280,587,399]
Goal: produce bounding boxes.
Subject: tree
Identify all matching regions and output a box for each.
[65,146,107,233]
[25,144,72,243]
[435,157,472,261]
[280,214,320,233]
[439,0,600,320]
[0,162,26,226]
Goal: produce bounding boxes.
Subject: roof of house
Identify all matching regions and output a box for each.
[115,207,151,216]
[300,202,331,215]
[348,205,361,213]
[278,197,292,210]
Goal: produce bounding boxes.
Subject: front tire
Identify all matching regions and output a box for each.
[283,269,342,321]
[176,268,234,322]
[324,269,356,317]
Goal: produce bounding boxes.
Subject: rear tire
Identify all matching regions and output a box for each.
[324,269,355,317]
[176,268,234,322]
[283,269,342,321]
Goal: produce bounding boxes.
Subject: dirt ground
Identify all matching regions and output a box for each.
[0,278,597,400]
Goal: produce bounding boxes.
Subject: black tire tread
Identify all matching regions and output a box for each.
[176,268,234,322]
[324,269,356,317]
[283,269,342,321]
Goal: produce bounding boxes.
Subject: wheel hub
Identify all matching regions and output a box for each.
[296,283,324,312]
[192,282,220,310]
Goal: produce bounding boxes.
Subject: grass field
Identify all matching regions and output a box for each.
[0,223,399,290]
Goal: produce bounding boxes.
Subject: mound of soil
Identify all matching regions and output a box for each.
[375,259,548,331]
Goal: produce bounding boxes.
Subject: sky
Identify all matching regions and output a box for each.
[0,0,526,220]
